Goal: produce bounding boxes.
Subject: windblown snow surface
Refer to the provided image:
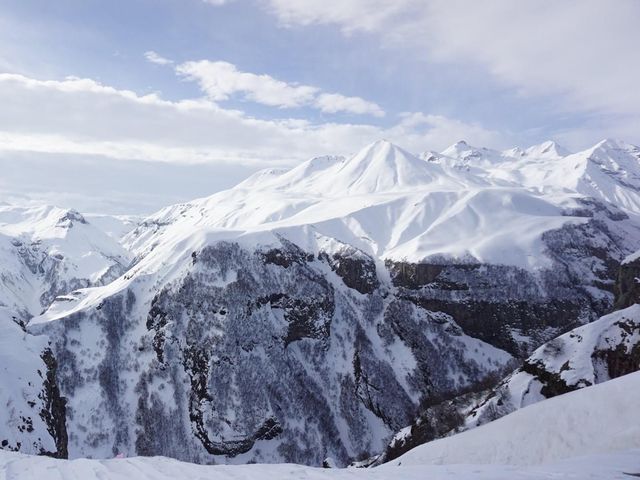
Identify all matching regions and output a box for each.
[1,372,639,479]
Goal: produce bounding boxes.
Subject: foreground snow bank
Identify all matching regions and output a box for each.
[389,371,640,467]
[0,450,638,479]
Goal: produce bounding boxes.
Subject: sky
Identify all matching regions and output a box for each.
[1,0,639,214]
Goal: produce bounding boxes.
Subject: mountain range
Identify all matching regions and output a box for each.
[1,138,640,467]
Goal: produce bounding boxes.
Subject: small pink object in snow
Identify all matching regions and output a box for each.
[115,453,125,459]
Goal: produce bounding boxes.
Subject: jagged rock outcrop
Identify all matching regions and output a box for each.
[374,303,640,465]
[38,348,68,458]
[465,304,640,426]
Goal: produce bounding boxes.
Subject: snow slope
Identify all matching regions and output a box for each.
[389,371,640,466]
[120,139,625,273]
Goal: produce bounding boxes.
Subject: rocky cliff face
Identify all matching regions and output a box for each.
[373,240,640,467]
[30,239,512,466]
[387,202,632,357]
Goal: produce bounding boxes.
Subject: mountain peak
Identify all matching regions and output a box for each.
[525,140,570,158]
[440,141,505,165]
[319,139,443,194]
[357,138,402,158]
[593,138,634,152]
[441,140,475,157]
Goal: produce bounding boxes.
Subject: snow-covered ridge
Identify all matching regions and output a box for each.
[120,138,640,277]
[437,138,640,213]
[465,304,640,428]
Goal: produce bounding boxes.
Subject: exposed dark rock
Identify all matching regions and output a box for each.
[56,209,88,227]
[591,318,640,379]
[261,238,314,268]
[386,261,447,290]
[387,261,585,357]
[256,292,334,346]
[38,348,68,459]
[320,250,379,294]
[147,295,169,364]
[520,357,584,397]
[615,257,640,310]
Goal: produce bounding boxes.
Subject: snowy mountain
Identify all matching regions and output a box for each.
[1,138,640,467]
[1,372,638,478]
[0,204,131,321]
[524,140,570,159]
[0,204,132,457]
[436,138,640,214]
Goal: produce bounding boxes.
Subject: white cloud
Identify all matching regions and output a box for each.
[144,50,173,66]
[0,73,502,169]
[175,60,386,117]
[315,93,384,117]
[176,60,318,108]
[263,0,640,134]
